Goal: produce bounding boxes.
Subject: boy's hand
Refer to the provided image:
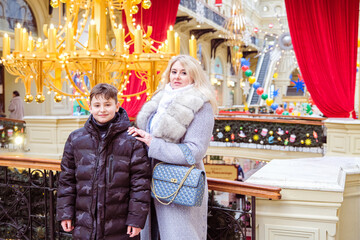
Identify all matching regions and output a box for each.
[127,226,141,238]
[61,220,74,232]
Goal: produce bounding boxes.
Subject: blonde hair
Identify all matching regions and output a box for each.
[158,55,218,113]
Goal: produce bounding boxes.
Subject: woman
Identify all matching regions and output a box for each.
[128,55,217,240]
[8,90,24,120]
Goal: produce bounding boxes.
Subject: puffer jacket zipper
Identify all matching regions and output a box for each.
[89,141,103,240]
[107,155,114,184]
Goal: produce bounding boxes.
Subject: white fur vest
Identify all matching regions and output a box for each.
[136,87,209,143]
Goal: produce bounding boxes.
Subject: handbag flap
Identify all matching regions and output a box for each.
[153,163,204,188]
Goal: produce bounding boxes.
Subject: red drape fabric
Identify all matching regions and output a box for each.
[121,0,180,118]
[284,0,359,118]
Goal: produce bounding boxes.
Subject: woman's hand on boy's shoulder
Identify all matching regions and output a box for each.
[127,127,152,147]
[61,219,74,232]
[127,226,141,238]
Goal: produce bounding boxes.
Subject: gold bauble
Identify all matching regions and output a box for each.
[131,5,139,14]
[24,94,34,103]
[142,0,152,9]
[35,94,45,103]
[14,126,18,131]
[50,0,59,8]
[54,95,63,103]
[253,134,259,141]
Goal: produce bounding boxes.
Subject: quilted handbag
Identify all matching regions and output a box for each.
[151,144,205,207]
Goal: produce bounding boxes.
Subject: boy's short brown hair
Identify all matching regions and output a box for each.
[90,83,118,104]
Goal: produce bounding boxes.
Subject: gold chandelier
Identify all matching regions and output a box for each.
[1,0,182,110]
[223,3,247,75]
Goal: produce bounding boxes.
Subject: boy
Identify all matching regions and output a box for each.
[57,83,151,239]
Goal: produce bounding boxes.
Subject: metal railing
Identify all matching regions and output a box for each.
[0,156,281,240]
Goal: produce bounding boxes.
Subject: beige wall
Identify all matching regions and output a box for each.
[4,69,46,117]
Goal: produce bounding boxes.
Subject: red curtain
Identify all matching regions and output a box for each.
[215,0,222,7]
[121,0,180,119]
[284,0,359,118]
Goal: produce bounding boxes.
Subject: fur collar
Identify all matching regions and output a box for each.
[136,87,208,143]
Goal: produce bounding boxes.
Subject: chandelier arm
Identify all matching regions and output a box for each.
[108,2,118,36]
[119,88,149,98]
[74,40,86,48]
[45,75,77,97]
[118,70,130,93]
[4,65,21,76]
[123,0,136,37]
[43,61,56,75]
[72,4,89,48]
[76,99,89,111]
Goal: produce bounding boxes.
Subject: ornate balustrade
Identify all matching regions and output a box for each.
[212,113,326,155]
[0,155,281,240]
[179,0,226,27]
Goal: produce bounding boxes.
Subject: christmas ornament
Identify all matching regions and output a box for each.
[260,128,268,137]
[238,131,246,138]
[276,128,284,135]
[225,125,231,132]
[256,87,264,95]
[248,76,256,84]
[313,131,318,142]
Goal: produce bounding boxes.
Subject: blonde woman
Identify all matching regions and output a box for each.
[128,55,217,240]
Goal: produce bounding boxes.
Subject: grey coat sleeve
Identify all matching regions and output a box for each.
[148,102,214,165]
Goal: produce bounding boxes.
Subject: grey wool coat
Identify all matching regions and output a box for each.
[137,87,214,240]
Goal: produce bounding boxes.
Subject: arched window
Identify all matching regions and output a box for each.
[1,0,37,35]
[0,3,5,19]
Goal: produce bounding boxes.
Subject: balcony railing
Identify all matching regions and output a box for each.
[0,156,281,240]
[179,0,226,26]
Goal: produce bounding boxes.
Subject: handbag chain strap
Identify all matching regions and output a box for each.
[151,162,195,205]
